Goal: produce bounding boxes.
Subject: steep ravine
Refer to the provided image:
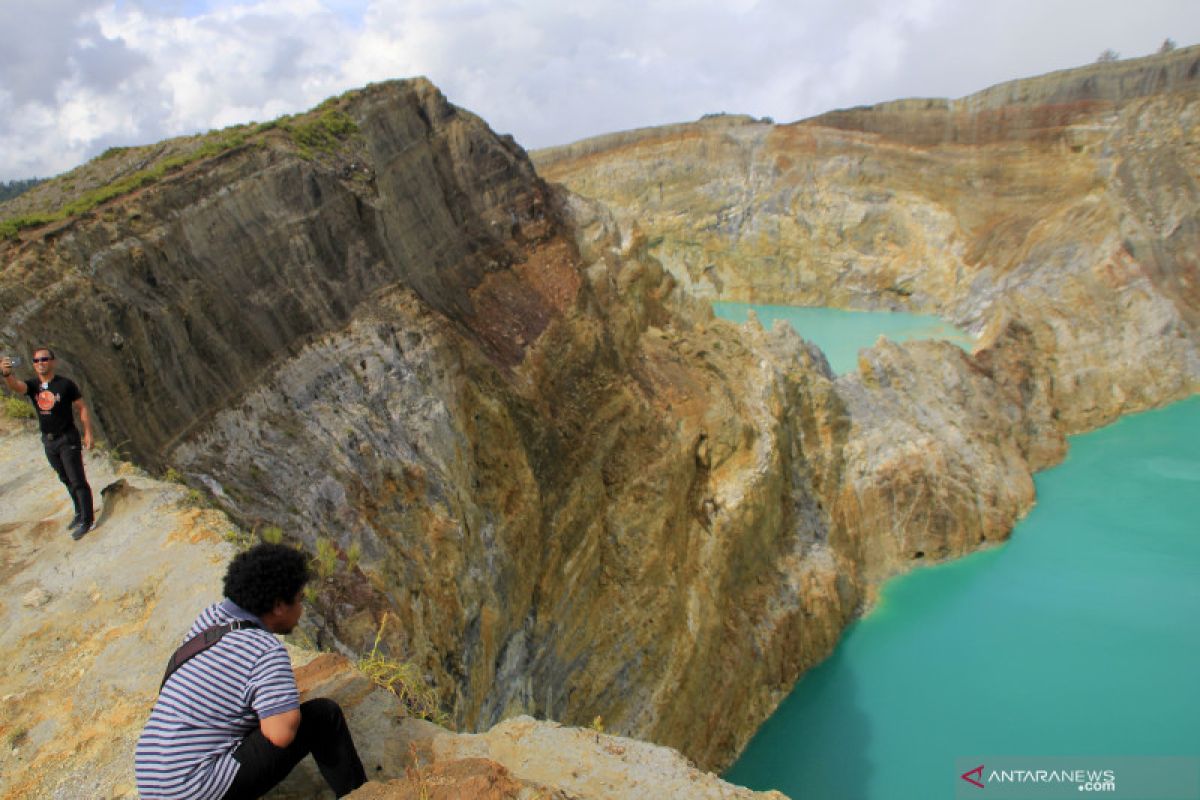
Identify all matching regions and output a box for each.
[4,77,1058,773]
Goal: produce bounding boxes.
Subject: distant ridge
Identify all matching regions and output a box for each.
[533,44,1200,166]
[805,43,1200,143]
[532,113,769,171]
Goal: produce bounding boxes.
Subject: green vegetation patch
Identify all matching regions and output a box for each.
[0,129,251,241]
[0,214,56,240]
[314,536,340,579]
[281,109,359,160]
[2,395,34,419]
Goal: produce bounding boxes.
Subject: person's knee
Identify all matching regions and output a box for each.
[64,458,89,490]
[45,455,68,480]
[300,697,346,727]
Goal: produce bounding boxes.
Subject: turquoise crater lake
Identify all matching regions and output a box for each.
[719,337,1200,800]
[712,301,974,375]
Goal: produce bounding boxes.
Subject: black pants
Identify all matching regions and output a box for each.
[223,698,367,800]
[43,429,93,524]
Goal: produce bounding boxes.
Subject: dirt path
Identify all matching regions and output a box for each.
[0,415,236,799]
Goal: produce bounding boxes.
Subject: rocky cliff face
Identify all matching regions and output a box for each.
[3,72,1069,775]
[534,46,1200,437]
[1,79,555,469]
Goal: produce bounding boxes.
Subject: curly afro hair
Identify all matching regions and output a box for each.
[223,543,310,615]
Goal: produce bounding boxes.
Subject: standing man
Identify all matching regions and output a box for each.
[136,543,367,800]
[1,347,96,539]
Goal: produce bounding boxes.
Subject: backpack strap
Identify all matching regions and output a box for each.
[160,619,263,690]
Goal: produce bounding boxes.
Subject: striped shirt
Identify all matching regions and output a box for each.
[135,600,300,800]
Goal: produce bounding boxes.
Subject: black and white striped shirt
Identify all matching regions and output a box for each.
[135,600,299,800]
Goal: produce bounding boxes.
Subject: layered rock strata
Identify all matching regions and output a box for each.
[534,46,1200,435]
[3,76,1049,773]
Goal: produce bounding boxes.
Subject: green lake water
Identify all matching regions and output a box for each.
[712,301,974,375]
[713,304,1200,798]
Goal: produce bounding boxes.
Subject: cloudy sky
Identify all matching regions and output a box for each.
[1,0,1197,181]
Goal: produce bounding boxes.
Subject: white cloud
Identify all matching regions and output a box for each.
[94,1,352,132]
[1,0,1199,181]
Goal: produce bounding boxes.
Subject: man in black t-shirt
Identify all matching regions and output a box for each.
[2,348,97,538]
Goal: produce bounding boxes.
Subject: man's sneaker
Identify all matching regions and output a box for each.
[71,520,94,540]
[67,513,81,531]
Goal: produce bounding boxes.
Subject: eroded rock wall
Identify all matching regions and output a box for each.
[534,46,1200,436]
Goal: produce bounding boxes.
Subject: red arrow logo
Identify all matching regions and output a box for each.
[961,764,985,789]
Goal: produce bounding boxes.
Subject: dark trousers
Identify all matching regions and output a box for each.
[223,698,367,800]
[43,429,93,523]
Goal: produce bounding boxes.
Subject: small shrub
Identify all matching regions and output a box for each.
[314,537,339,579]
[2,395,34,419]
[223,528,253,550]
[95,438,129,462]
[260,525,284,545]
[357,614,448,725]
[286,110,358,157]
[163,467,184,483]
[346,541,362,571]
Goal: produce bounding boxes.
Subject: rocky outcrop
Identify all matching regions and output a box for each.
[533,46,1200,436]
[282,653,788,799]
[2,71,1070,776]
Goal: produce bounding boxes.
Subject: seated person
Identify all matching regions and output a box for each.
[136,543,367,799]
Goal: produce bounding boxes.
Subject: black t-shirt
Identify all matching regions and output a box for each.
[23,375,82,436]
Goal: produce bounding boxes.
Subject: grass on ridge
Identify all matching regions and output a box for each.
[1,95,361,242]
[0,129,251,241]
